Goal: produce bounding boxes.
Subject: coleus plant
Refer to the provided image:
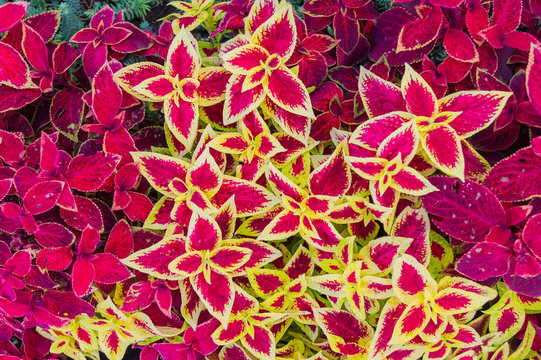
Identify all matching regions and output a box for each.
[1,0,541,359]
[70,5,152,78]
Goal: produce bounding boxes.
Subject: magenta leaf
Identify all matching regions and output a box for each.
[483,147,541,202]
[34,223,75,248]
[422,176,506,242]
[92,253,132,284]
[22,181,63,215]
[0,129,24,165]
[50,88,85,141]
[0,43,31,89]
[66,152,120,192]
[105,220,133,259]
[59,196,104,232]
[456,242,512,281]
[0,2,28,32]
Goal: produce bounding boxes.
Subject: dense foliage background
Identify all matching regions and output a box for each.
[1,0,541,359]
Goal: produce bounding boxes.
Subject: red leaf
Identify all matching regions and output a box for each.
[92,63,123,128]
[52,42,79,74]
[397,6,443,52]
[466,6,489,43]
[50,88,85,141]
[443,28,479,63]
[0,85,41,112]
[121,282,155,313]
[66,152,120,192]
[0,43,31,89]
[0,2,28,32]
[309,143,350,197]
[36,247,72,271]
[22,23,49,73]
[24,10,61,43]
[333,11,360,54]
[42,290,94,317]
[527,44,541,115]
[59,196,104,232]
[72,257,95,297]
[35,223,75,248]
[0,130,24,165]
[105,220,133,259]
[22,181,63,215]
[492,0,522,32]
[78,225,100,254]
[124,191,152,222]
[92,253,132,284]
[5,250,31,277]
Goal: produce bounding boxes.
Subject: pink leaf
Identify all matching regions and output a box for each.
[357,67,406,118]
[191,270,234,324]
[213,176,278,217]
[252,4,296,60]
[401,64,438,117]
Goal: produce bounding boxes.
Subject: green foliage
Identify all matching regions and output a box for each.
[26,0,51,16]
[373,0,391,12]
[289,0,304,13]
[84,0,162,21]
[0,0,85,41]
[122,53,149,65]
[429,44,449,65]
[139,20,152,31]
[56,0,85,41]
